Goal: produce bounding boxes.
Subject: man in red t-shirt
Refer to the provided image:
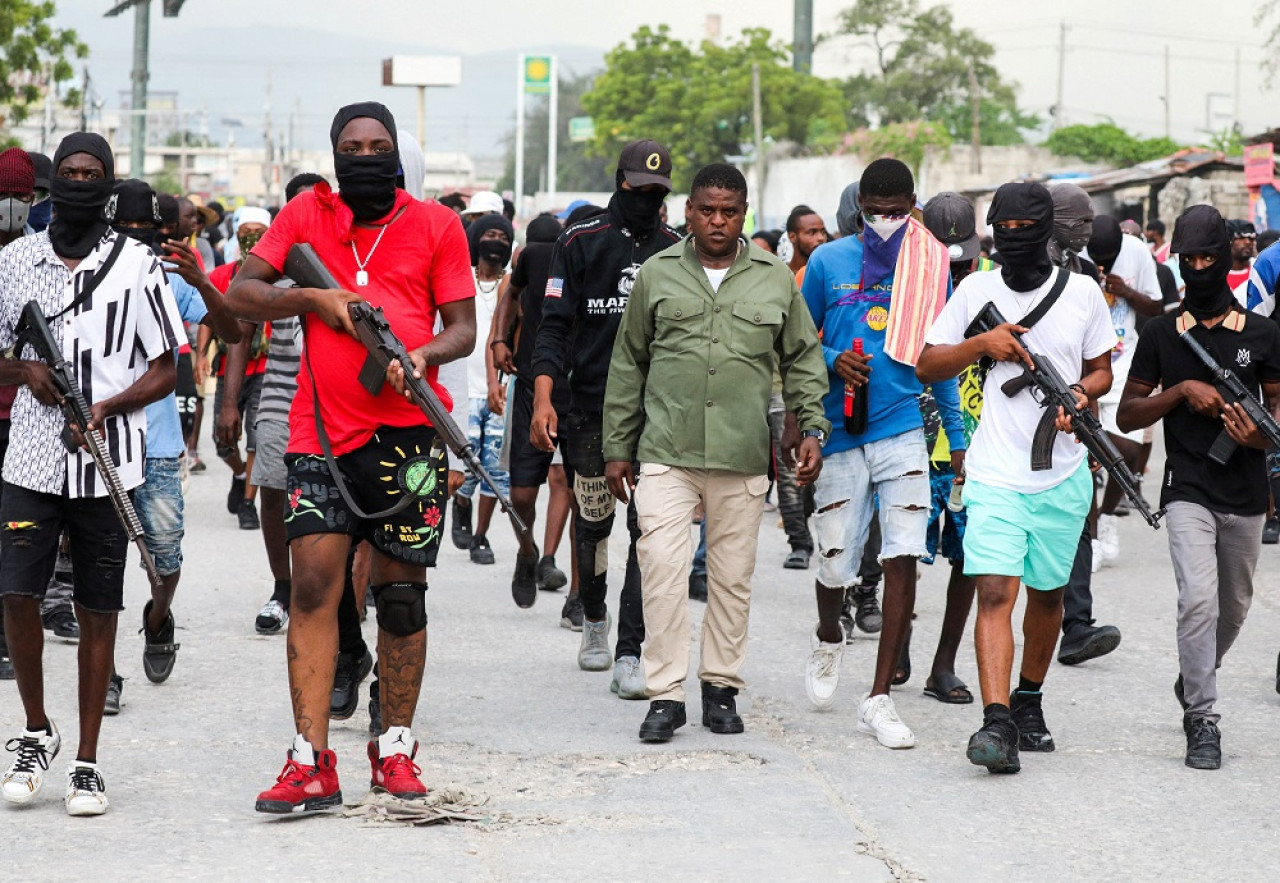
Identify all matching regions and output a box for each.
[1227,219,1257,294]
[227,102,475,814]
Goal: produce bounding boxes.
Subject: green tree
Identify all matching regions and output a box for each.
[836,0,1037,145]
[164,130,217,148]
[497,71,614,198]
[581,25,847,190]
[1045,123,1184,167]
[0,1,88,128]
[846,120,951,175]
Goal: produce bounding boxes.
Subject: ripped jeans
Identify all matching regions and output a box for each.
[811,430,930,589]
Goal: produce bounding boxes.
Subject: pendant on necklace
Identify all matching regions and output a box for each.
[356,270,369,287]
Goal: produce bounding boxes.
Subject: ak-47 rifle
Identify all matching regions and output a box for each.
[964,300,1165,529]
[1179,326,1280,465]
[15,300,164,587]
[284,243,529,540]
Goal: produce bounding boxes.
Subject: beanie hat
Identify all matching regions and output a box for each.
[0,148,36,195]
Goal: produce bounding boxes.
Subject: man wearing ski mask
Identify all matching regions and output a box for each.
[0,133,183,814]
[1117,204,1280,771]
[530,140,680,697]
[918,181,1116,774]
[227,102,475,814]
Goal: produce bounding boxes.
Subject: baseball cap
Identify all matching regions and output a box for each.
[556,198,589,220]
[922,191,980,262]
[617,139,672,190]
[465,190,504,216]
[1227,219,1257,240]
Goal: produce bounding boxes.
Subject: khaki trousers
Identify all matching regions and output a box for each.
[634,463,769,702]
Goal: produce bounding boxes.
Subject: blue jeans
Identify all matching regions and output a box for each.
[135,457,185,576]
[692,520,707,577]
[458,397,510,500]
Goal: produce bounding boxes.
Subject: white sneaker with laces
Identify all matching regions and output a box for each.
[578,614,612,672]
[255,600,289,635]
[1091,539,1103,574]
[64,761,109,816]
[611,656,647,699]
[857,693,916,749]
[805,626,845,709]
[2,720,61,805]
[1098,514,1120,562]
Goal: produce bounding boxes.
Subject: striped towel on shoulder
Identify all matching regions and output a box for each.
[883,217,950,366]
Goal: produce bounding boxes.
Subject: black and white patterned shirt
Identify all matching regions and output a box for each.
[0,230,183,498]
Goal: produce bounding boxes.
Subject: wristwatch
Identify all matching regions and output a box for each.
[801,428,827,447]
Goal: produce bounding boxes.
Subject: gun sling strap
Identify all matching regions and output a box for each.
[48,234,129,322]
[977,268,1070,375]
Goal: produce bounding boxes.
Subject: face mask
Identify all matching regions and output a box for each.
[238,228,265,257]
[113,225,155,247]
[1180,252,1234,320]
[993,221,1053,292]
[0,197,31,234]
[26,199,52,232]
[477,238,511,268]
[334,153,399,222]
[48,176,114,259]
[615,188,666,236]
[862,213,909,242]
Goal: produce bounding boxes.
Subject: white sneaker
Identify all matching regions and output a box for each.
[2,720,61,805]
[1098,514,1120,562]
[578,614,612,672]
[856,693,915,749]
[1091,539,1103,573]
[805,626,845,709]
[64,762,109,816]
[611,656,647,699]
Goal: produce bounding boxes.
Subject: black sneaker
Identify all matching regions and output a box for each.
[639,700,687,743]
[451,497,473,550]
[0,655,12,680]
[853,585,883,634]
[560,595,584,631]
[331,649,374,720]
[140,600,180,684]
[536,555,567,591]
[469,534,495,565]
[1264,517,1280,545]
[237,498,260,530]
[688,572,707,603]
[103,674,124,716]
[1010,690,1055,752]
[43,608,79,642]
[701,683,744,735]
[1175,674,1189,714]
[1057,624,1121,665]
[966,713,1021,773]
[227,475,246,514]
[512,550,538,608]
[1184,715,1222,770]
[368,679,382,738]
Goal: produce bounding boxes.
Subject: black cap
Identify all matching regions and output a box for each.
[1227,218,1257,240]
[922,191,980,262]
[26,151,52,195]
[106,178,161,225]
[617,139,672,190]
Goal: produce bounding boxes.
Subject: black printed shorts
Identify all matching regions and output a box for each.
[284,425,448,567]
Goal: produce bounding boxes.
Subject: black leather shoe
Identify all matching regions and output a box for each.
[639,700,687,743]
[688,572,707,603]
[368,678,383,737]
[701,683,744,734]
[1057,624,1121,665]
[331,649,374,720]
[1184,715,1222,770]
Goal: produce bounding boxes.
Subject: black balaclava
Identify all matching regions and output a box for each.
[467,212,514,268]
[1171,204,1235,321]
[330,102,400,222]
[525,214,562,244]
[986,182,1054,292]
[1087,215,1123,274]
[106,178,161,248]
[48,132,115,259]
[1048,184,1094,272]
[612,169,666,238]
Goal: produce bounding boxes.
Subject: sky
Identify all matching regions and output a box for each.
[45,0,1279,160]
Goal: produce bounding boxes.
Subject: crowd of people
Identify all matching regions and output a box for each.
[0,97,1276,818]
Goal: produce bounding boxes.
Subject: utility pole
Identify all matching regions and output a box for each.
[1234,46,1242,130]
[263,72,274,205]
[1054,21,1067,130]
[130,0,151,177]
[793,0,814,73]
[547,56,558,202]
[514,55,526,206]
[40,63,55,155]
[752,62,765,227]
[968,63,981,174]
[1163,45,1171,139]
[79,66,91,132]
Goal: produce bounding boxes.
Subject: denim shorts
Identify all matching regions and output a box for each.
[135,456,185,576]
[923,465,966,566]
[962,461,1092,590]
[458,397,510,500]
[811,430,930,588]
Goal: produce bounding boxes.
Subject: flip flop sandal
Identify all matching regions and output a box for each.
[891,626,912,686]
[923,672,974,704]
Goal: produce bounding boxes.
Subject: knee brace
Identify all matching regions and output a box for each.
[574,473,615,523]
[371,581,428,636]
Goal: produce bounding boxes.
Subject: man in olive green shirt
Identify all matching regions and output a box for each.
[603,163,830,744]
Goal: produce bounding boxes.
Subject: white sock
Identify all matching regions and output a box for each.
[378,726,414,758]
[290,733,316,766]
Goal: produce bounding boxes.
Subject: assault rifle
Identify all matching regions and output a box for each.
[284,243,529,540]
[1179,327,1280,465]
[15,301,164,588]
[964,301,1165,529]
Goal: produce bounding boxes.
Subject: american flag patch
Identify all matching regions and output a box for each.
[545,277,564,298]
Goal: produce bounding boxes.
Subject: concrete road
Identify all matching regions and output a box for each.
[3,454,1279,881]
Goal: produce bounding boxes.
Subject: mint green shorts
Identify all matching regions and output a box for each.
[961,463,1092,590]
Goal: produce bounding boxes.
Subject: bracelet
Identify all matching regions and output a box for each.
[1069,383,1087,397]
[489,339,511,351]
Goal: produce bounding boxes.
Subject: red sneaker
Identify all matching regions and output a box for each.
[368,739,427,799]
[254,748,342,814]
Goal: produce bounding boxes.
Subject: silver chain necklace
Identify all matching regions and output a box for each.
[350,221,392,287]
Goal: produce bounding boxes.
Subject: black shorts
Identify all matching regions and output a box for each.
[507,379,571,488]
[0,483,130,613]
[175,352,198,440]
[213,372,264,457]
[284,425,448,567]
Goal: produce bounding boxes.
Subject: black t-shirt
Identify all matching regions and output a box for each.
[510,242,569,410]
[1128,307,1280,515]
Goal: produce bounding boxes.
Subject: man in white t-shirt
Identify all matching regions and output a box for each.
[451,212,513,565]
[1082,216,1162,560]
[917,182,1116,775]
